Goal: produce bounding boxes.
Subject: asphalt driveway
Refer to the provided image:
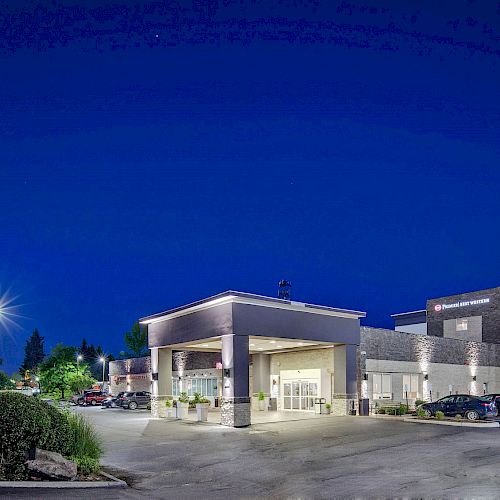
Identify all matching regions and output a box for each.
[2,407,500,499]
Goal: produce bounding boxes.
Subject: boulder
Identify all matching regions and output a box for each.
[26,449,77,480]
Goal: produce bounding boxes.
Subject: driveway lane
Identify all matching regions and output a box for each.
[2,407,499,499]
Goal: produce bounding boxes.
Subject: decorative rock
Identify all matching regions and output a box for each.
[26,449,77,480]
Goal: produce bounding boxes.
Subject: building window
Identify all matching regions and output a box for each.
[372,373,392,399]
[402,374,420,399]
[456,318,468,331]
[172,377,218,397]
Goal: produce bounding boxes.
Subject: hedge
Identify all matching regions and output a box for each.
[0,392,93,480]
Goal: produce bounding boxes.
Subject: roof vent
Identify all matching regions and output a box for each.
[278,280,292,300]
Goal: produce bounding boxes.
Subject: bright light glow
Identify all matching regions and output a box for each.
[77,355,83,361]
[257,347,263,350]
[202,344,209,347]
[250,343,255,347]
[297,342,304,346]
[277,345,283,348]
[269,340,276,344]
[99,356,105,363]
[0,288,24,340]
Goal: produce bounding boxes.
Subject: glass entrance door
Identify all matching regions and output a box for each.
[283,380,318,411]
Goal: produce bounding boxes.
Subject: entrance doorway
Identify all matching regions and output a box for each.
[283,380,318,410]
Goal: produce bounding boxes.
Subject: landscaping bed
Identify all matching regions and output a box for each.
[0,392,105,483]
[403,416,499,428]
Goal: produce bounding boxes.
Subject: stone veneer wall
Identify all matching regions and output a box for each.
[220,397,251,427]
[361,327,500,367]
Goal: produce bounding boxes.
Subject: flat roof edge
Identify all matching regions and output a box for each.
[139,290,366,322]
[390,309,426,318]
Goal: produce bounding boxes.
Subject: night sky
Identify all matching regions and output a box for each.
[1,1,499,374]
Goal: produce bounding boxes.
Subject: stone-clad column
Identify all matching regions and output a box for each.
[221,334,250,427]
[150,347,172,418]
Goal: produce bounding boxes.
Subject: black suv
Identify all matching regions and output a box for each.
[119,391,151,410]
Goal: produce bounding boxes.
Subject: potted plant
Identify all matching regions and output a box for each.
[323,403,331,415]
[258,391,267,411]
[165,399,175,418]
[195,396,211,422]
[176,392,190,420]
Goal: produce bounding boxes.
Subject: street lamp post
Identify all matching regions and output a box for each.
[77,354,83,375]
[99,356,106,390]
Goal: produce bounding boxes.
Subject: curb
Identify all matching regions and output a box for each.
[0,471,127,489]
[403,417,499,428]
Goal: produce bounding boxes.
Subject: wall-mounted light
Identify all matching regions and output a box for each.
[424,374,429,381]
[223,368,231,378]
[472,375,477,381]
[363,373,368,381]
[151,372,159,381]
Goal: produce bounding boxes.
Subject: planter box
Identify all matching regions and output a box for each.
[258,397,269,411]
[196,403,210,422]
[165,407,176,418]
[176,402,189,420]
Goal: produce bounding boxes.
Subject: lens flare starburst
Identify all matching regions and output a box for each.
[0,289,24,340]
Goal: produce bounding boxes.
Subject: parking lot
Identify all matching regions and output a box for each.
[3,406,500,499]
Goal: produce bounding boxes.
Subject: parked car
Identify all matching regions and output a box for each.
[418,394,498,420]
[73,390,108,406]
[484,394,500,413]
[119,391,151,410]
[102,392,125,408]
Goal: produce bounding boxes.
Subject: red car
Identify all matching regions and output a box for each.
[74,390,109,406]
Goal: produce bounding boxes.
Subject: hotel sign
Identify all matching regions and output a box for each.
[434,297,490,312]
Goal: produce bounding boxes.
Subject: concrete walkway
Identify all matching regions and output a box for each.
[2,407,500,499]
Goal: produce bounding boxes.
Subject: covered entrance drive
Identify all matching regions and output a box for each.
[140,291,365,427]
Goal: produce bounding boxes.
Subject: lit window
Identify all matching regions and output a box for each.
[402,374,420,399]
[372,373,392,399]
[456,319,468,331]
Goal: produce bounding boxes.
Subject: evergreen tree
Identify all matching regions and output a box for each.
[19,328,45,375]
[124,322,148,358]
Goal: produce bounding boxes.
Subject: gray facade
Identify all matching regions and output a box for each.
[142,291,365,426]
[427,287,500,344]
[361,326,500,368]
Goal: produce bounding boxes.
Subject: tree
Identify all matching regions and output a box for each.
[19,328,45,375]
[124,322,148,357]
[39,344,96,399]
[0,370,15,390]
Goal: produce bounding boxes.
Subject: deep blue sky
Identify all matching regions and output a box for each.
[1,1,499,374]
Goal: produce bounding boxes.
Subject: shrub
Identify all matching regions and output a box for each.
[65,412,103,461]
[377,408,386,414]
[435,411,445,420]
[417,408,426,418]
[70,455,100,475]
[455,414,462,421]
[325,403,331,410]
[258,391,265,401]
[165,399,172,408]
[399,404,410,415]
[177,392,189,403]
[0,392,71,480]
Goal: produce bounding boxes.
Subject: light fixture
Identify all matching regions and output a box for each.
[297,342,304,346]
[258,347,263,350]
[269,340,276,344]
[424,374,429,381]
[202,344,209,347]
[472,375,477,381]
[363,373,368,381]
[277,345,283,348]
